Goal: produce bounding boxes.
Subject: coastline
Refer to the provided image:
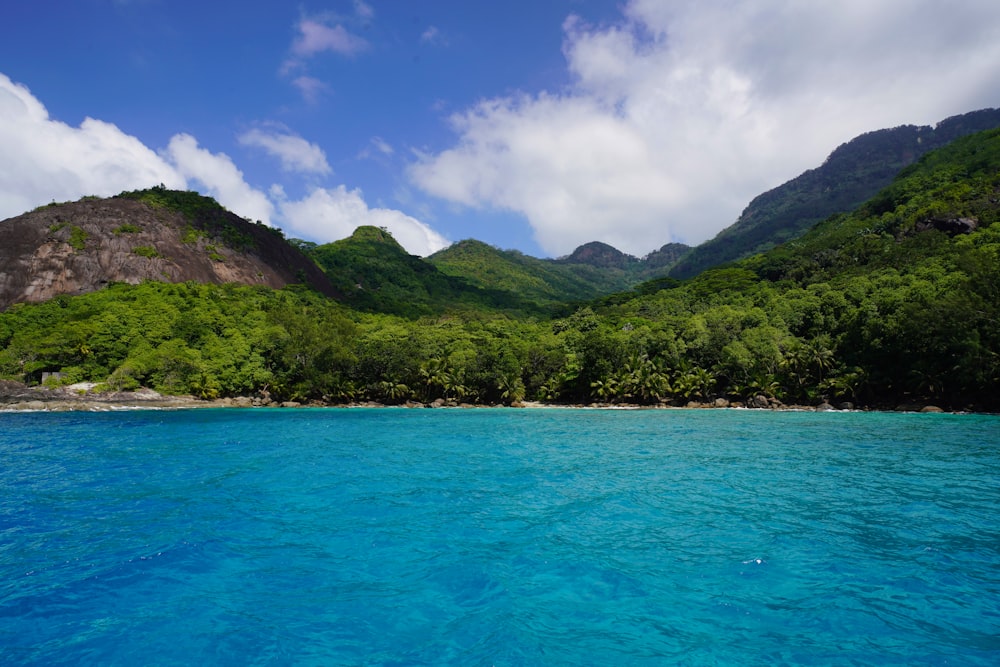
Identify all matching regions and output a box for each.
[0,380,971,414]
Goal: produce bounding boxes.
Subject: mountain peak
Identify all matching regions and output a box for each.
[558,241,637,269]
[347,225,408,250]
[0,190,339,310]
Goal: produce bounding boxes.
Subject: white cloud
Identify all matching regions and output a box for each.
[410,0,1000,256]
[164,134,275,225]
[0,71,484,258]
[421,26,446,46]
[370,136,394,156]
[291,19,368,58]
[282,15,369,102]
[0,73,185,220]
[279,186,450,256]
[290,76,329,104]
[238,127,332,175]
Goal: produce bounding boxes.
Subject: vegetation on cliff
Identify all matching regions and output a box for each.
[670,107,1000,279]
[1,129,998,411]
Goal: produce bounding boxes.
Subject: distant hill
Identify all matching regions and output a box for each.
[428,239,629,305]
[0,187,338,311]
[304,227,545,317]
[429,239,690,305]
[669,107,1000,278]
[306,231,691,315]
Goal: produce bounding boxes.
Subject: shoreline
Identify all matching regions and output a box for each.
[0,381,981,415]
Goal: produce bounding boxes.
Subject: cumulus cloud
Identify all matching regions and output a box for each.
[238,127,332,175]
[279,186,450,256]
[163,134,275,225]
[0,73,184,220]
[291,19,368,58]
[0,71,447,257]
[410,0,1000,255]
[289,76,329,105]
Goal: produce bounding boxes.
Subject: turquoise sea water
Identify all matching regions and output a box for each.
[1,408,998,665]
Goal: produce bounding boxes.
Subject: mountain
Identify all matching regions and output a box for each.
[304,227,543,317]
[428,239,630,305]
[428,239,691,305]
[1,129,996,409]
[0,187,338,310]
[669,107,1000,278]
[557,241,634,269]
[0,185,684,318]
[599,127,1000,409]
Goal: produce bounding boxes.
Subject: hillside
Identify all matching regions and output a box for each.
[305,227,543,317]
[428,239,627,305]
[0,128,997,410]
[428,239,691,305]
[596,127,1000,409]
[0,187,338,310]
[670,107,1000,278]
[307,230,688,315]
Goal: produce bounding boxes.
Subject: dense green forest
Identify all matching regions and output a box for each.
[1,129,998,410]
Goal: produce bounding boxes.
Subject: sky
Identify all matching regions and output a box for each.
[2,1,999,258]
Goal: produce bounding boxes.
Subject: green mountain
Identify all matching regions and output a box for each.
[428,239,690,305]
[428,239,627,305]
[1,127,997,410]
[595,127,1000,409]
[669,107,1000,279]
[304,227,543,317]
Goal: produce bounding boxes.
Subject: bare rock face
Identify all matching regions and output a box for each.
[0,194,339,310]
[915,216,978,236]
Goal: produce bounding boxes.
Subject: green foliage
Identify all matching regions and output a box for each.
[68,226,89,251]
[114,223,142,235]
[307,227,547,318]
[429,239,689,306]
[132,245,161,258]
[204,244,225,262]
[117,185,255,252]
[671,108,1000,279]
[117,184,225,220]
[2,130,997,411]
[181,226,206,244]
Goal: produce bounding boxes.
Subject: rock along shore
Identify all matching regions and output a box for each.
[0,380,959,413]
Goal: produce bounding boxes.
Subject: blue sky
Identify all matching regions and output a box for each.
[2,1,999,257]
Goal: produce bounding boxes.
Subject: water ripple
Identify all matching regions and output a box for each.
[2,408,998,665]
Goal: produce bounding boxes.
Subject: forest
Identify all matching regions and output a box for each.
[1,129,998,411]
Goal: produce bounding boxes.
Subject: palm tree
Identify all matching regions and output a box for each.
[418,358,448,401]
[590,376,620,403]
[496,372,525,405]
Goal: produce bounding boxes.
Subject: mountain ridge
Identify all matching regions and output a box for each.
[668,107,1000,278]
[0,127,996,410]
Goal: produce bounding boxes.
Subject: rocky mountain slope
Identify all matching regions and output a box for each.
[0,188,338,310]
[669,107,1000,278]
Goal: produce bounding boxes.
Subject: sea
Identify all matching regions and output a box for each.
[1,407,998,666]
